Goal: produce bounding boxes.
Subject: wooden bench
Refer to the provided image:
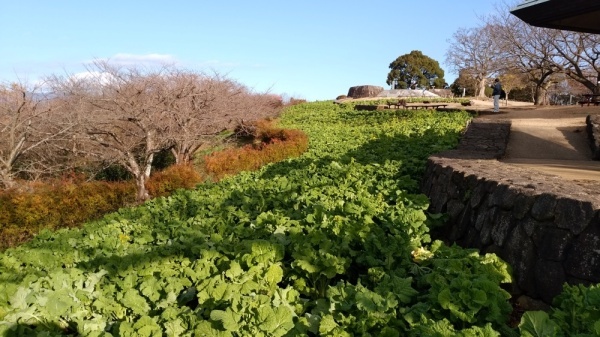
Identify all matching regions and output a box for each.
[579,100,600,107]
[405,104,448,110]
[386,99,448,110]
[579,94,600,107]
[386,99,407,109]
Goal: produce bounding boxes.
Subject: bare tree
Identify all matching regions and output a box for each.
[488,3,563,105]
[0,82,75,188]
[46,63,283,201]
[551,31,600,95]
[50,62,178,202]
[446,24,505,98]
[167,71,282,165]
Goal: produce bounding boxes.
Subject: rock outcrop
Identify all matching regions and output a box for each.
[347,85,384,99]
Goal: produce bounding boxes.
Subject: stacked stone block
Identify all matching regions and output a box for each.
[422,118,600,304]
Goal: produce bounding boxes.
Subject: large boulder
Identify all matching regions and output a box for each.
[347,85,384,99]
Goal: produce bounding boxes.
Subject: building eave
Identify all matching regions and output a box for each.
[511,0,600,34]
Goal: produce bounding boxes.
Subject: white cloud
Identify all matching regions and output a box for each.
[87,53,178,67]
[70,71,116,86]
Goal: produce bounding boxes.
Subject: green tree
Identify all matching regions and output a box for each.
[449,69,478,97]
[386,50,446,89]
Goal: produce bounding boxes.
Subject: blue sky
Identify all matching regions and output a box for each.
[0,1,503,101]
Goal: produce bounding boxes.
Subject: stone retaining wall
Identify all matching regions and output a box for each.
[586,114,600,160]
[422,117,600,304]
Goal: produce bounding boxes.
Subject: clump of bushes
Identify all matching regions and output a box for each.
[145,164,203,198]
[0,121,309,250]
[286,98,307,106]
[0,177,135,249]
[203,121,309,180]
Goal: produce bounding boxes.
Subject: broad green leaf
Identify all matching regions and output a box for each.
[472,289,487,305]
[293,259,319,274]
[225,261,244,280]
[83,269,109,293]
[319,315,338,334]
[121,289,150,315]
[380,327,400,337]
[438,288,452,309]
[265,264,283,286]
[210,309,240,331]
[75,316,108,335]
[356,289,384,312]
[195,320,233,337]
[46,289,76,317]
[139,277,162,302]
[165,318,187,337]
[519,311,561,337]
[386,276,418,304]
[594,320,600,335]
[9,287,30,310]
[457,323,501,337]
[132,315,162,337]
[257,305,294,336]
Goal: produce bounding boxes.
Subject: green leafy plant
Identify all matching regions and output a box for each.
[0,100,494,336]
[519,283,600,336]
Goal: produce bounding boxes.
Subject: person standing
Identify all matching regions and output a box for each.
[492,78,502,113]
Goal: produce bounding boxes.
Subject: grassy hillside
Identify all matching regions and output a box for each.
[0,102,527,336]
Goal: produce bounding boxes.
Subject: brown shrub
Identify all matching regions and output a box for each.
[145,164,203,198]
[0,179,135,250]
[203,123,308,180]
[287,98,307,106]
[0,122,308,250]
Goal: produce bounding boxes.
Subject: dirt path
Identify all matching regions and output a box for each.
[466,101,600,182]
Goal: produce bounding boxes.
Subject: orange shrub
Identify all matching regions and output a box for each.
[145,164,203,198]
[203,124,308,180]
[0,123,307,250]
[0,179,135,250]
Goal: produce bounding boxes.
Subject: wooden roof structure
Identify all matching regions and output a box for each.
[510,0,600,34]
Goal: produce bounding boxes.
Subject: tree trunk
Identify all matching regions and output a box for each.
[476,78,487,98]
[171,148,191,165]
[533,80,554,105]
[533,87,546,105]
[126,153,153,203]
[0,168,15,189]
[134,174,149,202]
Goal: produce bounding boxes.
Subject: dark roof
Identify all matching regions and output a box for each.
[511,0,600,34]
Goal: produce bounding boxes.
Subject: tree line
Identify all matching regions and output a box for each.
[445,1,600,105]
[385,2,599,105]
[0,61,283,201]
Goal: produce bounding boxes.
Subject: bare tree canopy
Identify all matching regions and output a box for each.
[551,31,600,94]
[487,3,564,104]
[166,71,282,165]
[0,82,75,188]
[448,1,600,104]
[446,24,505,98]
[44,62,283,202]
